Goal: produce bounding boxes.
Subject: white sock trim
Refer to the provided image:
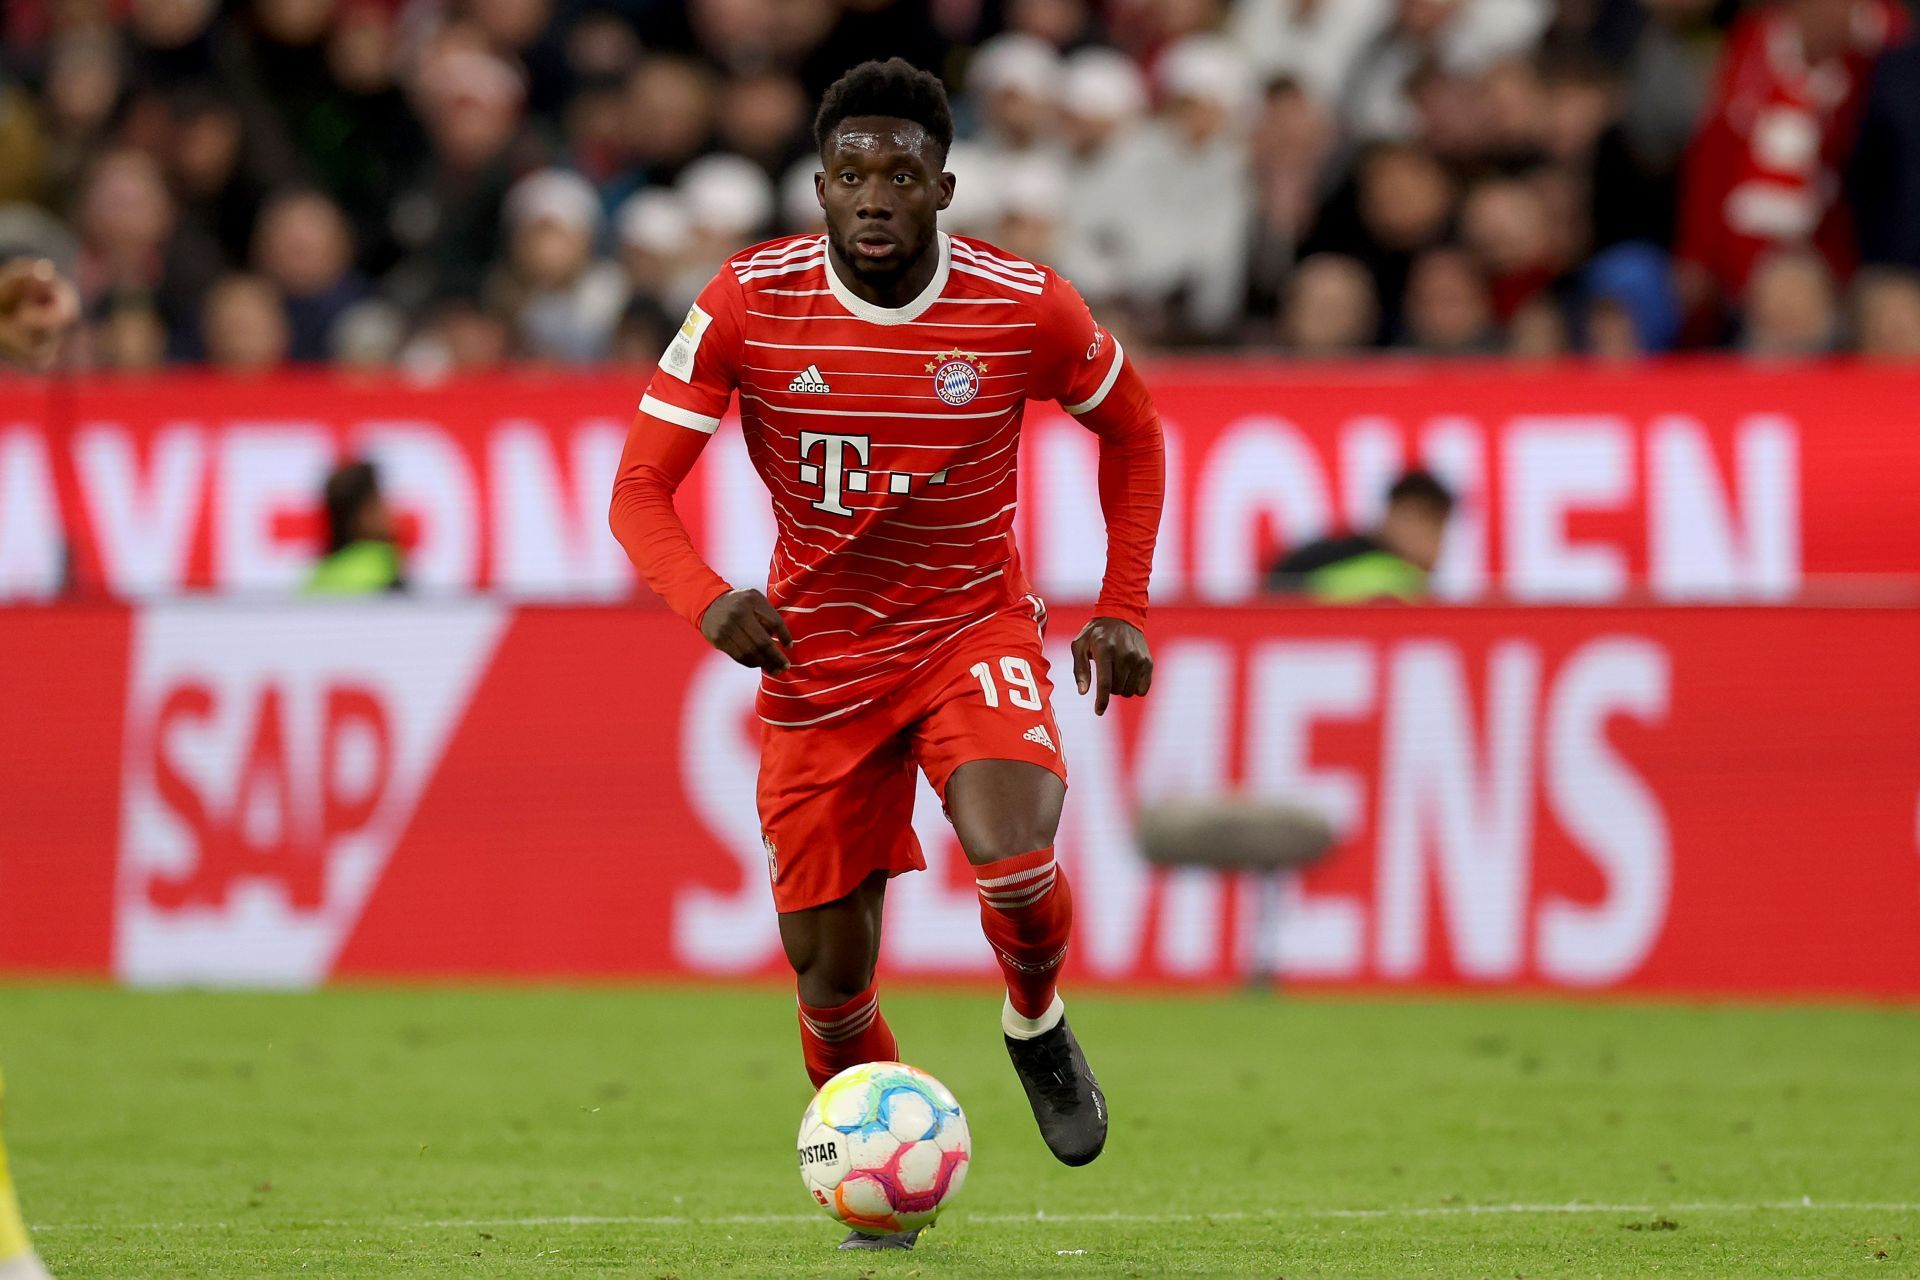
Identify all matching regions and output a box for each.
[1002,993,1065,1040]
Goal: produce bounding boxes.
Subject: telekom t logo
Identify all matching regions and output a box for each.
[798,432,872,516]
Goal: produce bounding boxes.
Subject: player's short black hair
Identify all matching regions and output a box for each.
[814,59,954,166]
[1387,469,1455,517]
[323,459,382,553]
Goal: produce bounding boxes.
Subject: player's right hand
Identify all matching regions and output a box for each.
[700,588,793,674]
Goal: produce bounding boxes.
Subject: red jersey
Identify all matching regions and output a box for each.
[610,231,1164,726]
[1677,1,1908,295]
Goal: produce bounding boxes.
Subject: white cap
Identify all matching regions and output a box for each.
[969,33,1060,99]
[616,188,693,254]
[780,158,823,232]
[507,168,602,234]
[677,153,775,236]
[941,140,1003,233]
[1156,35,1255,114]
[1060,47,1147,122]
[997,155,1068,221]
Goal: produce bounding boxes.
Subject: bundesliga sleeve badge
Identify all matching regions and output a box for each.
[927,349,987,406]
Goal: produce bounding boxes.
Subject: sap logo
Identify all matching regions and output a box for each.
[116,604,505,987]
[799,1141,840,1167]
[141,681,390,911]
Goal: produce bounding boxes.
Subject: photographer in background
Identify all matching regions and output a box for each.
[307,459,405,594]
[1265,468,1456,601]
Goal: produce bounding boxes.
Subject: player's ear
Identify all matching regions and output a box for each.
[936,170,955,212]
[813,169,826,210]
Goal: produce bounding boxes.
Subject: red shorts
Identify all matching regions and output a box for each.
[756,612,1069,913]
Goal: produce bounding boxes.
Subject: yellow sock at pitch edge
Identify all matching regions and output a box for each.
[0,1072,32,1261]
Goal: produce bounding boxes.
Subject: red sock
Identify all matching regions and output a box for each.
[797,978,899,1088]
[973,846,1073,1019]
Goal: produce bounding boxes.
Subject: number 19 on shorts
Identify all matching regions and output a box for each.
[969,657,1043,710]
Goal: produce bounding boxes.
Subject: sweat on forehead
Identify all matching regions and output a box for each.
[823,118,943,162]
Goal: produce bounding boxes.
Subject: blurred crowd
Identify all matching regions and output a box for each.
[4,0,1920,372]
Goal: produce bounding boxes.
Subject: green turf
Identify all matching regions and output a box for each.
[1,985,1916,1278]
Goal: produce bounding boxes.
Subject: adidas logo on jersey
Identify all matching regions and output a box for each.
[788,364,831,394]
[1023,724,1055,752]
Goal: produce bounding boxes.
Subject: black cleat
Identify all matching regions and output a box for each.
[838,1227,922,1251]
[1006,1014,1108,1166]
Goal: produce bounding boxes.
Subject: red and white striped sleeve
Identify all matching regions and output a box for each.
[1029,272,1165,631]
[608,269,748,628]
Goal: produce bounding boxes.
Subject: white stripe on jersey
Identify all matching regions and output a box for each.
[740,392,1018,421]
[1066,338,1128,415]
[744,309,1037,330]
[949,261,1044,294]
[950,240,1045,282]
[744,340,1033,357]
[736,254,826,283]
[760,590,1006,699]
[761,698,876,728]
[637,394,721,434]
[737,236,826,271]
[886,501,1018,532]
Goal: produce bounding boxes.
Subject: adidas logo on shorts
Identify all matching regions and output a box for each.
[787,364,831,394]
[1023,724,1055,752]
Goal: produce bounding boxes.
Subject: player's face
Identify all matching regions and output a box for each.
[817,117,954,289]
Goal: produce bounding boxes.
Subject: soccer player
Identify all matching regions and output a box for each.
[0,1073,51,1280]
[609,59,1164,1249]
[0,257,68,1280]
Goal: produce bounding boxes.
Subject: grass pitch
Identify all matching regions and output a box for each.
[1,985,1916,1278]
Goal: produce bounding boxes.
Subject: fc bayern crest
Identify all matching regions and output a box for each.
[927,348,988,406]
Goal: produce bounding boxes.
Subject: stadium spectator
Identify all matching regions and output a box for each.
[496,168,627,364]
[1343,0,1553,143]
[1581,241,1682,358]
[1401,246,1498,354]
[1849,32,1920,271]
[32,30,124,207]
[199,271,290,373]
[1674,0,1909,324]
[1302,141,1455,339]
[398,294,515,379]
[1265,468,1457,601]
[1102,35,1255,342]
[251,188,368,362]
[1853,267,1920,358]
[1742,247,1841,358]
[0,258,78,370]
[1228,0,1393,107]
[0,0,1908,364]
[1243,78,1338,322]
[308,458,404,593]
[91,288,171,370]
[386,46,541,312]
[1459,174,1560,320]
[1280,254,1380,357]
[1053,48,1150,306]
[73,147,224,356]
[619,56,719,189]
[1508,292,1572,356]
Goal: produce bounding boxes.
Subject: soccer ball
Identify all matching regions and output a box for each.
[796,1061,971,1234]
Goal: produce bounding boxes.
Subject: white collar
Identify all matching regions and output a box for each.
[825,231,952,325]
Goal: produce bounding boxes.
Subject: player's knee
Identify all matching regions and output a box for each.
[793,957,877,1010]
[955,812,1059,865]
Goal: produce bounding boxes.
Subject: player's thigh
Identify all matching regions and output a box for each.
[758,714,924,916]
[911,619,1069,864]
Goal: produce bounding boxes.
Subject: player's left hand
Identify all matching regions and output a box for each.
[0,259,80,372]
[1072,617,1152,717]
